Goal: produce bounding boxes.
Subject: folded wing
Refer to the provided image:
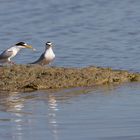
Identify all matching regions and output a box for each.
[0,50,13,60]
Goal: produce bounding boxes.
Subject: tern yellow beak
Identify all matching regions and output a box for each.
[25,45,33,49]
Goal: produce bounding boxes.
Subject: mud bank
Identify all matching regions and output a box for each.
[0,65,140,92]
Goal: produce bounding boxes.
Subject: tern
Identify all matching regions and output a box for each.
[0,42,33,64]
[30,41,55,66]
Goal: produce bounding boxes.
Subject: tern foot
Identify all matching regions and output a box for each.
[9,61,16,65]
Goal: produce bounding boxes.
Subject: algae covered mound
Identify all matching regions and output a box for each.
[0,65,139,91]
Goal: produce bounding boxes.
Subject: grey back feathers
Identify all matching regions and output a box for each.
[0,50,13,59]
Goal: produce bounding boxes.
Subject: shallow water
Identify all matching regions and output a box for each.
[0,0,140,139]
[0,84,140,140]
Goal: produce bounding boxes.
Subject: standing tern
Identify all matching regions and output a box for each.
[30,41,55,65]
[0,42,33,64]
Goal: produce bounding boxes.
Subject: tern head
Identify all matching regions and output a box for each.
[15,42,32,49]
[45,41,53,49]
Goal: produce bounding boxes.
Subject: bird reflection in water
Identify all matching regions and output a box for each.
[0,91,60,140]
[47,94,59,140]
[0,92,34,140]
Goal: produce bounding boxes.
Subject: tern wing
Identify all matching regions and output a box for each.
[30,53,45,64]
[0,50,13,60]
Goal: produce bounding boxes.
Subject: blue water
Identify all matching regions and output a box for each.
[0,0,140,139]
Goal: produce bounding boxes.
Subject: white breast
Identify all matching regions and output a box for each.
[8,46,20,59]
[45,47,55,60]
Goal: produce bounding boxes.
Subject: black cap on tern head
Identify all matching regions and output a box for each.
[46,41,52,46]
[15,42,26,46]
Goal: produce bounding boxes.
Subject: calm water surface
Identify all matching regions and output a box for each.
[0,0,140,139]
[0,84,140,140]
